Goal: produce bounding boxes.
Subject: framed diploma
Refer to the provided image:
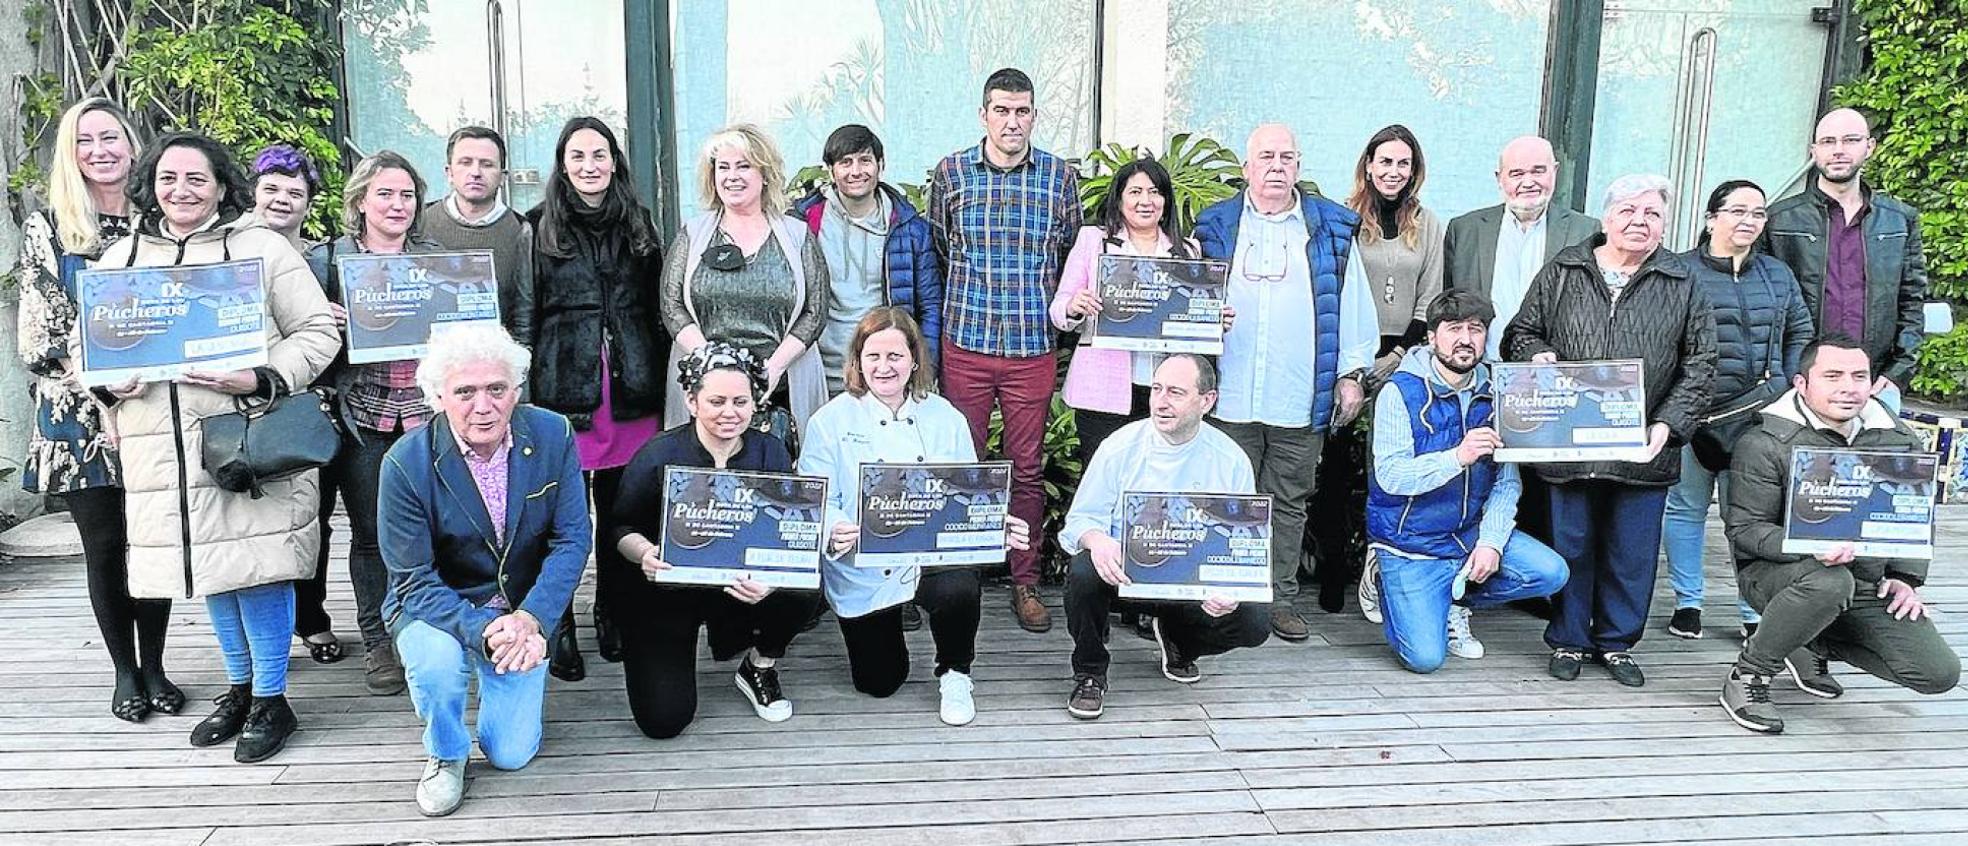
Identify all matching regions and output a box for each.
[337,250,501,364]
[76,259,269,387]
[1117,492,1273,603]
[856,461,1013,568]
[1783,447,1939,559]
[1085,255,1228,354]
[657,467,826,588]
[1493,360,1651,463]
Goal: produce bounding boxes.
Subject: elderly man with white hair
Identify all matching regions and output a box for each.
[1193,123,1380,642]
[377,324,593,816]
[1502,174,1717,688]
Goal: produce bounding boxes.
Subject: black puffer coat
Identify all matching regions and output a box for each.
[1683,249,1814,417]
[1502,235,1718,487]
[525,204,667,427]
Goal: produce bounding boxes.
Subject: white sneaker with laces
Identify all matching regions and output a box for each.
[415,756,467,817]
[1447,604,1485,659]
[938,671,976,726]
[1359,551,1383,625]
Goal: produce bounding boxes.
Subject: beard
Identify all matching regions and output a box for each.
[1434,347,1480,374]
[1819,163,1862,184]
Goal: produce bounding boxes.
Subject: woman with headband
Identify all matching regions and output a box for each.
[606,342,821,737]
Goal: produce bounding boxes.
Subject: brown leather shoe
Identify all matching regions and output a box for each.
[1011,585,1052,632]
[1270,604,1310,642]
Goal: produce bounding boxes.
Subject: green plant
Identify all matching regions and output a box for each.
[1836,0,1968,401]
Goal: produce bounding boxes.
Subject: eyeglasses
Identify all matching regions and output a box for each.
[1239,235,1290,282]
[1715,207,1768,221]
[1813,134,1869,148]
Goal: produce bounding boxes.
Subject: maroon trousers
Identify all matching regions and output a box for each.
[940,341,1051,586]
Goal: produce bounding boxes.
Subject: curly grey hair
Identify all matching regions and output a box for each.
[416,323,531,409]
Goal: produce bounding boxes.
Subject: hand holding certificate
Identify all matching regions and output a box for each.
[1493,360,1651,463]
[337,251,500,364]
[76,259,270,387]
[857,462,1013,568]
[657,467,826,589]
[1086,256,1229,355]
[1783,448,1939,559]
[1118,493,1273,603]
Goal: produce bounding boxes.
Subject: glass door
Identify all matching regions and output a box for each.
[1585,0,1831,250]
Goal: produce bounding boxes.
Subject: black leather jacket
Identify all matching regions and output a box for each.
[1761,181,1928,385]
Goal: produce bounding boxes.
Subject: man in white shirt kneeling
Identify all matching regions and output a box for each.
[1060,354,1271,719]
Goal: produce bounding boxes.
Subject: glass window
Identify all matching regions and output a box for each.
[1165,1,1554,219]
[669,0,1099,219]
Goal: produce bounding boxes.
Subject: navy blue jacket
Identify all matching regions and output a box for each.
[1194,190,1362,431]
[379,405,592,656]
[1681,249,1814,416]
[1366,366,1499,558]
[793,183,945,371]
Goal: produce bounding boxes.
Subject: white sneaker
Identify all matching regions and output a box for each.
[938,671,976,726]
[735,658,794,723]
[1359,550,1383,625]
[1447,604,1485,659]
[415,756,467,817]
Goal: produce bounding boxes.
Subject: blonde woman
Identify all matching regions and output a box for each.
[305,151,440,694]
[661,123,831,433]
[15,99,176,723]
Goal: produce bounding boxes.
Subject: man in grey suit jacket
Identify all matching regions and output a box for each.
[1444,136,1601,359]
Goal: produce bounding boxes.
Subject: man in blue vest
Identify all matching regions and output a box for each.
[1365,290,1568,672]
[1196,123,1379,641]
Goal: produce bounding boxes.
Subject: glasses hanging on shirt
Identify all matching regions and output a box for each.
[1239,229,1290,282]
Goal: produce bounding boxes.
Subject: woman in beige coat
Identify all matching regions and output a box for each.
[94,132,339,763]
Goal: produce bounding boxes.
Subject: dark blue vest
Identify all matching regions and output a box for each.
[1196,192,1360,430]
[1366,371,1499,558]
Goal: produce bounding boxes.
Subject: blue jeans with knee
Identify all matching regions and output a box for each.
[1661,445,1759,622]
[1377,532,1569,673]
[396,619,548,768]
[206,581,296,697]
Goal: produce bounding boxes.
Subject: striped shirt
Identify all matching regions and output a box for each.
[928,144,1081,358]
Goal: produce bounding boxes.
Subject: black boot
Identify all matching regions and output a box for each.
[233,694,298,763]
[550,616,586,682]
[595,604,623,664]
[189,683,252,748]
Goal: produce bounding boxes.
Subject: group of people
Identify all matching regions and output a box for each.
[15,65,1959,818]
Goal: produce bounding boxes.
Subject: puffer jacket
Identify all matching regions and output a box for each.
[93,212,341,598]
[793,182,945,370]
[1684,249,1814,418]
[1762,182,1928,386]
[1724,389,1929,587]
[1502,235,1717,486]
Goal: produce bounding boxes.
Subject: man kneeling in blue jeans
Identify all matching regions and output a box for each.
[378,325,592,816]
[1367,291,1567,673]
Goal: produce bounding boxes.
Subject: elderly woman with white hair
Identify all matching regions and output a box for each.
[376,323,593,817]
[1502,173,1718,689]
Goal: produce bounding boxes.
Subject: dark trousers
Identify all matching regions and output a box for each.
[837,568,981,697]
[332,429,402,651]
[1072,384,1152,466]
[941,341,1052,586]
[70,487,170,680]
[1216,420,1324,599]
[1543,479,1668,653]
[1736,560,1961,694]
[1064,551,1271,679]
[584,466,627,625]
[295,460,340,638]
[618,583,820,739]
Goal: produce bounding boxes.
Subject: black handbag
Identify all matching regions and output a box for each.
[203,385,344,498]
[754,400,799,454]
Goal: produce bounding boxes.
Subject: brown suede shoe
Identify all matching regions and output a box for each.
[1011,585,1052,632]
[1270,604,1310,642]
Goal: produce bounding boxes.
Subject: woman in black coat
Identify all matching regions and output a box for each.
[526,116,668,678]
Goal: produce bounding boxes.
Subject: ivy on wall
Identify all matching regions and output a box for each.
[1835,0,1968,401]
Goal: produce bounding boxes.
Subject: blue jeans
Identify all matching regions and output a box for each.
[1377,532,1569,673]
[396,620,547,768]
[1660,445,1759,622]
[206,582,296,697]
[1545,480,1669,653]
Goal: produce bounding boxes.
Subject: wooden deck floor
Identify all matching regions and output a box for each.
[2,508,1965,846]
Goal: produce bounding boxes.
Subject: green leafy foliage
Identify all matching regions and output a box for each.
[116,1,345,237]
[1077,133,1242,232]
[1836,1,1968,400]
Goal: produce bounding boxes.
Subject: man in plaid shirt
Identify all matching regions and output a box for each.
[928,67,1081,632]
